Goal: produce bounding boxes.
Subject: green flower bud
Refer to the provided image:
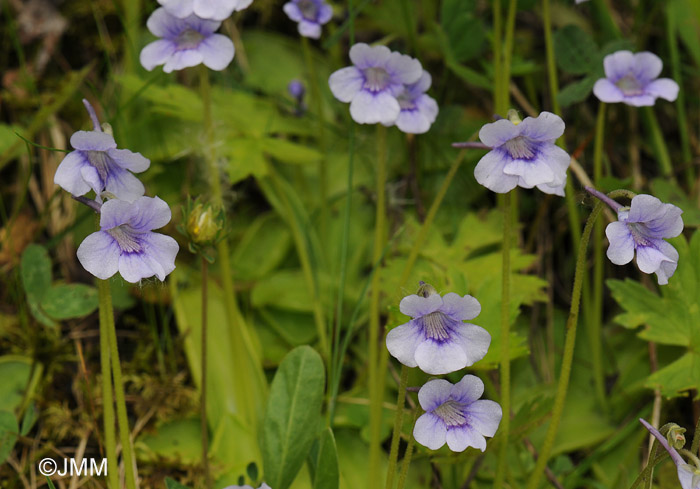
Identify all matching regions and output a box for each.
[416,281,438,298]
[662,423,686,450]
[187,203,220,245]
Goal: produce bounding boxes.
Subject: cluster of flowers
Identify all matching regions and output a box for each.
[329,43,439,134]
[140,0,253,72]
[54,100,178,283]
[386,282,502,452]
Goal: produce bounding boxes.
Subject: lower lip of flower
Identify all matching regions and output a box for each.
[503,135,537,160]
[433,400,468,427]
[298,0,318,20]
[615,74,644,96]
[176,28,205,49]
[363,67,391,92]
[107,225,143,253]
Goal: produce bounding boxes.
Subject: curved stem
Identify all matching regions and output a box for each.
[526,199,608,489]
[385,366,409,489]
[369,124,388,489]
[98,279,119,489]
[101,279,137,489]
[494,191,512,489]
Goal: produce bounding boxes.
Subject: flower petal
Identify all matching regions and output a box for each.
[593,79,624,103]
[385,51,422,85]
[478,119,519,148]
[603,50,635,80]
[147,7,184,38]
[163,48,204,72]
[386,322,424,368]
[106,148,150,173]
[467,399,503,437]
[157,0,194,18]
[413,413,447,450]
[633,52,663,83]
[129,196,173,231]
[349,90,400,125]
[445,425,486,452]
[298,20,322,39]
[141,232,179,280]
[194,0,237,20]
[635,241,676,275]
[318,4,333,23]
[644,78,679,102]
[54,151,92,196]
[605,221,635,265]
[417,379,453,412]
[118,251,158,283]
[503,155,556,188]
[414,339,468,375]
[70,131,116,151]
[440,293,481,321]
[100,199,138,229]
[349,43,391,69]
[628,194,666,223]
[199,33,235,71]
[621,94,656,107]
[329,67,364,103]
[453,324,491,367]
[474,150,519,194]
[517,111,564,142]
[140,39,178,71]
[395,107,430,134]
[283,2,303,21]
[449,374,484,404]
[77,231,120,279]
[399,293,442,318]
[105,167,146,202]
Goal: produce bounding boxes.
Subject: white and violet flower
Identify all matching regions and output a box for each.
[391,70,438,134]
[283,0,332,39]
[54,100,149,202]
[224,484,272,489]
[386,282,490,375]
[414,375,502,452]
[593,51,679,107]
[473,111,570,195]
[157,0,252,21]
[140,7,235,73]
[640,419,700,489]
[328,43,423,125]
[77,196,179,283]
[605,194,683,285]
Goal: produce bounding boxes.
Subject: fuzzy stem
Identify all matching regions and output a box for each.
[385,366,409,489]
[98,279,119,489]
[492,0,503,113]
[525,193,626,489]
[493,191,512,489]
[591,102,607,411]
[692,412,700,455]
[200,257,210,487]
[501,0,518,111]
[368,124,388,489]
[396,409,419,489]
[542,0,561,115]
[628,452,669,489]
[101,279,137,489]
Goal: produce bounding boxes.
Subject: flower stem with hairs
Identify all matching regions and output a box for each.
[98,279,119,489]
[385,365,409,489]
[200,257,210,487]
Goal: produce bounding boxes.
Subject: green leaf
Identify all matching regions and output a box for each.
[440,0,485,63]
[20,244,56,328]
[164,478,192,489]
[557,76,596,108]
[40,284,98,320]
[137,418,202,464]
[252,270,313,312]
[0,410,19,464]
[554,25,599,75]
[0,356,32,413]
[232,214,292,281]
[308,428,339,489]
[20,402,37,436]
[650,178,700,227]
[262,346,325,489]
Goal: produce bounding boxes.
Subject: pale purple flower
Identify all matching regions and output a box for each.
[288,79,305,100]
[640,419,700,489]
[605,194,683,285]
[157,0,252,20]
[77,196,179,283]
[473,111,570,195]
[283,0,332,39]
[54,100,149,202]
[223,484,271,489]
[140,8,235,73]
[328,43,423,125]
[593,51,679,106]
[414,375,502,452]
[386,283,490,375]
[390,70,438,134]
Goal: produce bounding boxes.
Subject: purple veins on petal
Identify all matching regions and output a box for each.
[604,194,683,285]
[140,8,234,73]
[283,0,332,39]
[593,50,679,106]
[386,285,490,375]
[413,375,502,453]
[77,196,179,283]
[474,111,570,195]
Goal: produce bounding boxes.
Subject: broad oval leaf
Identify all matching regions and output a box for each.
[40,284,98,320]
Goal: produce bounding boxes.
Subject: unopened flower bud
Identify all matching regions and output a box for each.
[506,109,522,125]
[187,203,220,245]
[101,122,114,136]
[416,281,438,298]
[661,423,686,449]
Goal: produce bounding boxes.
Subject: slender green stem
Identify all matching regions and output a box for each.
[98,280,119,489]
[300,37,329,241]
[640,107,674,179]
[591,103,607,411]
[369,124,388,489]
[542,0,561,115]
[385,366,409,489]
[199,66,266,427]
[328,124,356,425]
[493,0,503,113]
[396,409,419,489]
[501,0,518,112]
[644,437,660,489]
[628,452,669,489]
[201,257,210,487]
[398,150,466,287]
[398,0,417,54]
[101,279,137,489]
[494,191,512,489]
[691,412,700,455]
[525,194,624,489]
